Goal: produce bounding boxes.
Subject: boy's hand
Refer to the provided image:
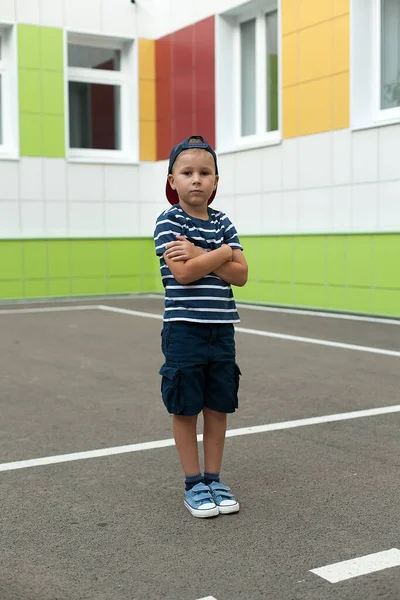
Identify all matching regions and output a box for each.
[165,236,205,262]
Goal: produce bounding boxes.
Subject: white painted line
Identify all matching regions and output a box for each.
[97,305,400,358]
[98,305,163,320]
[195,597,218,600]
[235,326,400,358]
[1,404,399,474]
[310,548,400,583]
[236,303,400,325]
[0,305,98,315]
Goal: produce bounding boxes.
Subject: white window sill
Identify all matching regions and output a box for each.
[67,151,138,165]
[0,149,19,161]
[217,132,281,155]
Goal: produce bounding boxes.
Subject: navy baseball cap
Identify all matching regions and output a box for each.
[165,135,219,205]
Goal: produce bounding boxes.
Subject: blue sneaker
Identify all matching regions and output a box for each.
[208,482,240,514]
[184,483,219,518]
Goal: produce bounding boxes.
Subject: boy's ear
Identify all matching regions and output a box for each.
[213,174,219,190]
[168,173,176,190]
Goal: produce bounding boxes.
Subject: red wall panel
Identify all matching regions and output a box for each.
[156,16,215,160]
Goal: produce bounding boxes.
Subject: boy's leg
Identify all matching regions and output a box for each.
[172,414,201,476]
[203,407,227,474]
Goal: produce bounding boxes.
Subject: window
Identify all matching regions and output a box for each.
[67,35,137,162]
[0,26,18,158]
[352,0,400,128]
[216,1,280,152]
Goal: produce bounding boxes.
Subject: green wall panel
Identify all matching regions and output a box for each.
[0,235,399,319]
[18,24,65,158]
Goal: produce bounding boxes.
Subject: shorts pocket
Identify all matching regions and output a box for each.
[159,364,182,414]
[234,363,242,409]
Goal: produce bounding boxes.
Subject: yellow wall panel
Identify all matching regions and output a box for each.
[283,86,298,138]
[140,79,156,121]
[298,0,333,30]
[333,14,350,74]
[140,121,157,161]
[298,78,332,136]
[333,72,350,129]
[139,39,155,80]
[282,33,298,87]
[298,21,332,83]
[334,0,350,16]
[139,39,156,161]
[282,0,298,35]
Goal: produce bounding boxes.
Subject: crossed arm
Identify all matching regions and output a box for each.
[163,235,248,287]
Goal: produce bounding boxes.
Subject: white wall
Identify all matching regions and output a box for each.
[0,0,137,36]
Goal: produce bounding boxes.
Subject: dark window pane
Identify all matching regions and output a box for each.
[68,45,121,71]
[381,0,400,109]
[69,82,121,150]
[240,19,256,136]
[266,11,279,132]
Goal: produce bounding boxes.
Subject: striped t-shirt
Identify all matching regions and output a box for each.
[154,205,243,323]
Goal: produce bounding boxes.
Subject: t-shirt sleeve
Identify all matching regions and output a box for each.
[223,215,243,251]
[154,212,184,257]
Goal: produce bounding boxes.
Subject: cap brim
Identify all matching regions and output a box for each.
[165,181,217,205]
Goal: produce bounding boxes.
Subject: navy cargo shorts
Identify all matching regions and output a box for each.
[159,321,241,416]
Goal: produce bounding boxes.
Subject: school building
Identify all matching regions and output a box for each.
[0,0,399,317]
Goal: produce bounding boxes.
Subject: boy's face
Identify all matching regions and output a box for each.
[168,149,218,211]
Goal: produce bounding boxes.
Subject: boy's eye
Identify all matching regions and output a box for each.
[183,171,191,175]
[201,171,210,176]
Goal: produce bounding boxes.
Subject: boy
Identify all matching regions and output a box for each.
[154,135,248,518]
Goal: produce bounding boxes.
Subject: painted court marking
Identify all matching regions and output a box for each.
[310,548,400,583]
[0,405,399,474]
[0,305,97,315]
[98,305,400,358]
[195,597,218,600]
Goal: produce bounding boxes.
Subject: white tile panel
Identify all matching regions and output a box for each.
[20,201,45,237]
[100,0,137,36]
[261,145,282,192]
[332,185,352,232]
[378,124,400,182]
[138,161,166,205]
[217,153,235,197]
[45,201,68,237]
[43,159,67,202]
[39,0,64,27]
[351,183,378,232]
[235,194,262,235]
[213,197,237,228]
[234,148,262,195]
[0,200,20,238]
[0,161,19,201]
[298,133,332,189]
[69,202,105,236]
[67,164,104,202]
[0,0,16,22]
[16,0,40,24]
[281,190,298,232]
[19,158,43,201]
[104,202,140,236]
[352,129,378,184]
[263,192,282,233]
[332,129,351,185]
[140,202,165,237]
[104,165,138,202]
[282,139,298,190]
[65,0,102,33]
[297,188,332,233]
[378,181,400,231]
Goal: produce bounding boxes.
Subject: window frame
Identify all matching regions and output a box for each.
[216,0,281,154]
[0,24,19,160]
[352,0,400,130]
[65,32,138,164]
[374,0,400,123]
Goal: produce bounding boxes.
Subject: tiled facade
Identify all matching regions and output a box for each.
[0,0,399,317]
